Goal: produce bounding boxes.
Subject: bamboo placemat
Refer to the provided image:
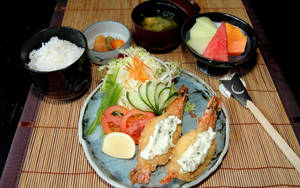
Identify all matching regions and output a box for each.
[3,0,300,187]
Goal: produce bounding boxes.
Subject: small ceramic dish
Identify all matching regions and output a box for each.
[181,12,258,75]
[21,26,91,100]
[83,20,131,65]
[131,0,200,53]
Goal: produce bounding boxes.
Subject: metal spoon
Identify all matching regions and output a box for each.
[220,74,300,174]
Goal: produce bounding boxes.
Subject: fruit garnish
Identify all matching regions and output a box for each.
[187,17,217,54]
[203,22,229,61]
[225,22,247,56]
[102,132,136,159]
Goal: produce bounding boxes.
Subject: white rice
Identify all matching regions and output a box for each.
[28,36,85,72]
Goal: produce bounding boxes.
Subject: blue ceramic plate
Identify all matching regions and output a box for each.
[78,70,230,187]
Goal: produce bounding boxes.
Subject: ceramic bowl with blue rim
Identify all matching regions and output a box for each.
[83,20,131,65]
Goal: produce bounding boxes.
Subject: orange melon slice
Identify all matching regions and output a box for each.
[225,23,247,56]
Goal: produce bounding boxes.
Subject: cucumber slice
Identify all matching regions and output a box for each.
[126,91,151,112]
[126,81,178,115]
[158,87,171,109]
[138,83,153,109]
[158,92,178,114]
[145,81,157,111]
[154,82,165,111]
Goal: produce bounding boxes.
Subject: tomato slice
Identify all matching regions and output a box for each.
[101,105,129,134]
[120,109,155,144]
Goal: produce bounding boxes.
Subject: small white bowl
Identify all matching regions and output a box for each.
[83,20,131,65]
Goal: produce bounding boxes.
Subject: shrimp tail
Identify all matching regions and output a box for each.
[129,165,151,184]
[197,96,222,130]
[160,171,177,184]
[165,85,189,117]
[177,85,189,102]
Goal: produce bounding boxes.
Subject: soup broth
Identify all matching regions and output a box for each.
[142,16,177,32]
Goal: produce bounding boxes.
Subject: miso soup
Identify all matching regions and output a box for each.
[142,16,177,32]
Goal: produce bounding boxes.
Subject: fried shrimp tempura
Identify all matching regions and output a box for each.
[160,96,222,184]
[129,85,188,184]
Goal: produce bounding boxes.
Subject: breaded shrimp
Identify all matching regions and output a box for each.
[160,96,222,184]
[129,85,189,184]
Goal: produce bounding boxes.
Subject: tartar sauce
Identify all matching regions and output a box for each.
[177,127,216,174]
[140,115,181,160]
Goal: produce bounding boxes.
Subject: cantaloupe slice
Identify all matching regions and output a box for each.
[187,36,212,55]
[187,17,217,54]
[225,23,247,56]
[203,22,228,61]
[190,17,218,38]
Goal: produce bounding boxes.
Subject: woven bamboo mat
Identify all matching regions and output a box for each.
[17,0,300,187]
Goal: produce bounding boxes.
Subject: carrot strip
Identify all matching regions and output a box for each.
[125,57,152,82]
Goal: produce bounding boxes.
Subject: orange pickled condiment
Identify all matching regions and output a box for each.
[93,35,125,52]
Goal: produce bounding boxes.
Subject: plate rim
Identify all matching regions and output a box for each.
[78,69,230,188]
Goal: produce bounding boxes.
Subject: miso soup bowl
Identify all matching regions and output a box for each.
[131,0,200,53]
[21,26,91,100]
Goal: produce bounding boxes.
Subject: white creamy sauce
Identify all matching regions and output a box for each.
[140,115,181,160]
[177,127,216,174]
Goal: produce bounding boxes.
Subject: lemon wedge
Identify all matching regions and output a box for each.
[102,132,136,159]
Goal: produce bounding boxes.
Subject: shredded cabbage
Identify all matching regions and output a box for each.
[98,47,181,109]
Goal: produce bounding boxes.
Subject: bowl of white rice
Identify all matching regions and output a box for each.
[21,26,91,100]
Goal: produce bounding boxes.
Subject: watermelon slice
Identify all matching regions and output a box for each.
[203,22,229,61]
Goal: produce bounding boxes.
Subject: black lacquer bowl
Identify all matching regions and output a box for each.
[181,12,258,75]
[131,0,200,53]
[21,26,91,100]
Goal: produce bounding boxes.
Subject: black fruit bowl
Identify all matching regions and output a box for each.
[181,12,258,75]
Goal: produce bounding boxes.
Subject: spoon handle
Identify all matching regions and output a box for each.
[246,100,300,174]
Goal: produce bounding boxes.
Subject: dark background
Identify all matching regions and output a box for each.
[0,0,298,178]
[0,0,58,177]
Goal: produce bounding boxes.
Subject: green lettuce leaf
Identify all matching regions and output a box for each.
[86,66,122,135]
